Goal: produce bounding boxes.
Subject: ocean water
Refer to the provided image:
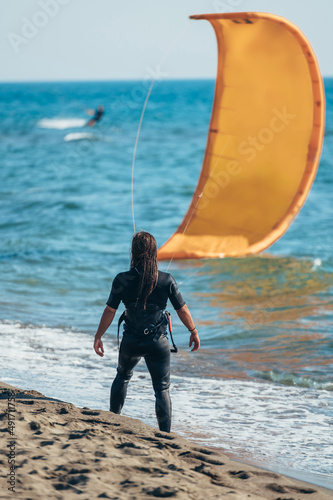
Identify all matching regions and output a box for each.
[0,80,332,488]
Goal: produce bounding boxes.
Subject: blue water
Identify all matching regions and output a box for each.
[0,80,332,487]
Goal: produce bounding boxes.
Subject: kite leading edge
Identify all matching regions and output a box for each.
[157,12,325,260]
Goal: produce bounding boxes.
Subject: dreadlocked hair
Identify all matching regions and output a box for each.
[130,231,158,308]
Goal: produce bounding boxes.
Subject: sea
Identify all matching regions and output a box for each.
[0,79,332,489]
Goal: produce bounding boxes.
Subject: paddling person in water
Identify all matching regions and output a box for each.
[94,231,200,432]
[86,105,104,127]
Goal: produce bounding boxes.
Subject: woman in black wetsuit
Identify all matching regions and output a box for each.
[93,231,200,432]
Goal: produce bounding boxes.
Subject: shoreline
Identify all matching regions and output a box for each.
[174,428,333,492]
[218,449,333,493]
[1,381,332,499]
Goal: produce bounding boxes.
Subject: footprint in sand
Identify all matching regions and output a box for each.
[58,407,69,414]
[229,470,252,480]
[194,463,222,481]
[40,440,54,446]
[192,447,213,455]
[68,430,90,439]
[179,450,224,466]
[115,441,143,449]
[135,466,169,475]
[29,421,41,431]
[54,464,90,474]
[154,432,175,440]
[81,409,100,416]
[142,485,178,497]
[167,464,185,473]
[95,451,107,458]
[53,482,82,492]
[267,482,316,495]
[139,435,181,450]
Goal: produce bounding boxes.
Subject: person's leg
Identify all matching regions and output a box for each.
[144,336,171,432]
[110,336,141,414]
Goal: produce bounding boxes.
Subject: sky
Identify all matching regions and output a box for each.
[1,0,333,82]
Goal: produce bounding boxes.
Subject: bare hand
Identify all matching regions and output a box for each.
[94,337,104,357]
[189,332,200,352]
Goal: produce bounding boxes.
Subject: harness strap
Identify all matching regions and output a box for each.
[117,311,126,350]
[165,311,178,353]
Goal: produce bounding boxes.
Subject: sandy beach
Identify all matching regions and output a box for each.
[0,381,331,500]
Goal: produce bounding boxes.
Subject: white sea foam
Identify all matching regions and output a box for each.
[64,132,96,142]
[0,320,119,408]
[37,118,86,129]
[312,257,322,269]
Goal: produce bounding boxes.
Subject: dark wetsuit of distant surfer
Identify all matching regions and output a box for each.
[86,105,104,127]
[93,231,200,432]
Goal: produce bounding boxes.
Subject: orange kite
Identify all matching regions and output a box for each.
[158,12,325,260]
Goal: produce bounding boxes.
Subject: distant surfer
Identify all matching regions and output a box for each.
[93,231,200,432]
[86,105,104,127]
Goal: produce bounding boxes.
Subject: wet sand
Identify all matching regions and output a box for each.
[0,381,331,499]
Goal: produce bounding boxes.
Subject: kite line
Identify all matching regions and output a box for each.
[130,21,192,235]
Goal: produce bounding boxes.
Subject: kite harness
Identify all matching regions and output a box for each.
[117,309,178,353]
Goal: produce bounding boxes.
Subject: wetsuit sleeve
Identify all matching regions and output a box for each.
[106,275,122,310]
[168,275,186,310]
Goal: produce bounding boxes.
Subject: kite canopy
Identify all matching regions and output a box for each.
[157,12,325,260]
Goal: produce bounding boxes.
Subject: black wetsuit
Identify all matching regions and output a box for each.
[92,108,103,122]
[106,268,185,432]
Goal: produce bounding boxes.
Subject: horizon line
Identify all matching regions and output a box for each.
[0,77,218,84]
[1,75,333,84]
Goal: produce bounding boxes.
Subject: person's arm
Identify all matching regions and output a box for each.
[176,304,200,352]
[94,306,116,357]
